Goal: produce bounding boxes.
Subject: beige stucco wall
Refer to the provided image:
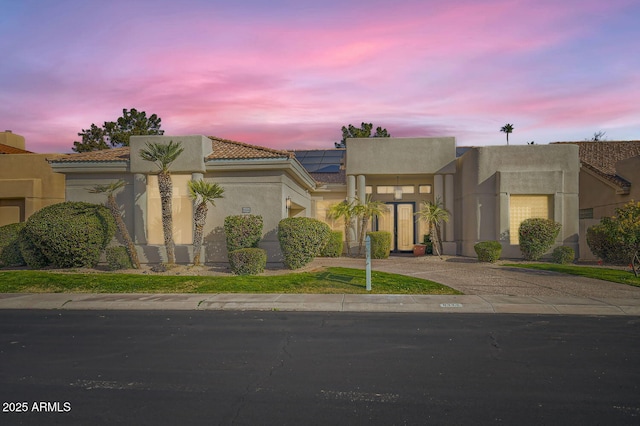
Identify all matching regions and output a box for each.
[346,137,457,175]
[0,154,66,226]
[0,131,26,150]
[457,145,580,259]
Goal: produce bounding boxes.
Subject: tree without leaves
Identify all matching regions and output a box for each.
[139,141,184,265]
[500,123,514,145]
[87,180,141,269]
[335,122,390,148]
[72,108,164,153]
[188,179,224,266]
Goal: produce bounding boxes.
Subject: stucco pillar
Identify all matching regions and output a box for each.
[444,174,454,242]
[433,174,443,205]
[357,175,366,204]
[346,175,357,250]
[191,172,203,181]
[133,173,147,245]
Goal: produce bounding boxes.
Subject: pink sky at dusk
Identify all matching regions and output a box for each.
[1,0,639,153]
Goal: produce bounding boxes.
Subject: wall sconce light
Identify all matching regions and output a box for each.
[286,196,292,210]
[394,176,402,200]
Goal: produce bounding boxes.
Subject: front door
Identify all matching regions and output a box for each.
[377,203,415,252]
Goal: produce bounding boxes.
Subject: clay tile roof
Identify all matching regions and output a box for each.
[206,136,293,160]
[552,141,640,189]
[0,143,32,154]
[310,170,346,185]
[49,147,130,162]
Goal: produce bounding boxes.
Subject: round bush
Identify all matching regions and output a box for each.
[474,241,502,263]
[320,231,343,257]
[106,246,133,270]
[586,219,628,265]
[0,222,26,267]
[228,248,267,275]
[518,218,561,261]
[278,217,330,269]
[367,231,391,259]
[552,246,575,264]
[224,215,263,253]
[21,202,116,268]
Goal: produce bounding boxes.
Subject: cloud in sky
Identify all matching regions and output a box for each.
[1,0,639,152]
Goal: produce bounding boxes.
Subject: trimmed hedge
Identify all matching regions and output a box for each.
[474,241,502,263]
[106,246,133,270]
[321,231,343,257]
[552,246,575,264]
[586,219,628,265]
[224,215,263,254]
[0,222,26,267]
[278,217,330,269]
[228,248,267,275]
[518,218,561,261]
[20,202,116,268]
[367,231,391,259]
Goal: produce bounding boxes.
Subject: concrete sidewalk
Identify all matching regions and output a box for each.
[0,292,639,315]
[2,255,640,315]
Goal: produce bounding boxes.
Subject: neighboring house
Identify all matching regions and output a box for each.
[0,131,66,227]
[49,135,580,264]
[552,141,640,260]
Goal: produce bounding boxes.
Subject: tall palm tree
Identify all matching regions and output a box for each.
[500,123,514,145]
[355,195,386,256]
[328,199,357,256]
[415,197,450,256]
[88,180,141,269]
[188,179,224,266]
[139,141,184,264]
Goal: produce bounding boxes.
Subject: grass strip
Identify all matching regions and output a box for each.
[504,263,640,288]
[0,267,461,295]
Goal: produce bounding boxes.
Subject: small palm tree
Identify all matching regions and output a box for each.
[355,196,386,256]
[328,200,357,256]
[500,123,514,145]
[188,179,224,266]
[415,197,450,256]
[88,180,141,269]
[139,141,184,264]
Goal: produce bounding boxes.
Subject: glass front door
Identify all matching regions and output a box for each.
[377,203,415,252]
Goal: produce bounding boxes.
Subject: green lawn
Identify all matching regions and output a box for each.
[505,263,640,288]
[0,267,461,295]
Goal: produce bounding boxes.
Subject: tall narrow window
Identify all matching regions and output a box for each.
[509,195,552,244]
[147,174,193,244]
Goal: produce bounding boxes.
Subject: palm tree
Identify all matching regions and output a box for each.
[355,195,386,256]
[188,179,224,266]
[415,197,450,256]
[139,141,184,264]
[500,123,514,145]
[88,180,141,269]
[327,199,357,256]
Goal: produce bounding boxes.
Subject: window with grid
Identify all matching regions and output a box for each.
[509,195,552,244]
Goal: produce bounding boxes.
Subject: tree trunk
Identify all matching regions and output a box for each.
[358,217,369,256]
[192,202,207,266]
[158,171,175,264]
[344,222,352,256]
[107,194,140,269]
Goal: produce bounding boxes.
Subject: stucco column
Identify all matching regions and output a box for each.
[346,175,357,249]
[191,172,203,181]
[357,175,366,204]
[444,174,454,242]
[133,173,147,245]
[433,174,443,206]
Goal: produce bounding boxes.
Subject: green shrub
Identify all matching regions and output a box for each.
[422,234,433,255]
[367,231,392,259]
[106,246,133,270]
[321,231,343,257]
[474,241,502,262]
[224,215,263,253]
[587,217,630,265]
[0,222,26,267]
[228,248,267,275]
[21,202,116,268]
[518,218,561,261]
[552,246,575,264]
[278,217,330,269]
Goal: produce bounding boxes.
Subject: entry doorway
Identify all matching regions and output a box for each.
[376,202,416,252]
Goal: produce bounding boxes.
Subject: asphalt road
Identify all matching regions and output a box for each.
[0,310,639,425]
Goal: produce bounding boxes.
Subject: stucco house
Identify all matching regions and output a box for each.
[49,135,580,264]
[0,131,66,227]
[552,141,640,260]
